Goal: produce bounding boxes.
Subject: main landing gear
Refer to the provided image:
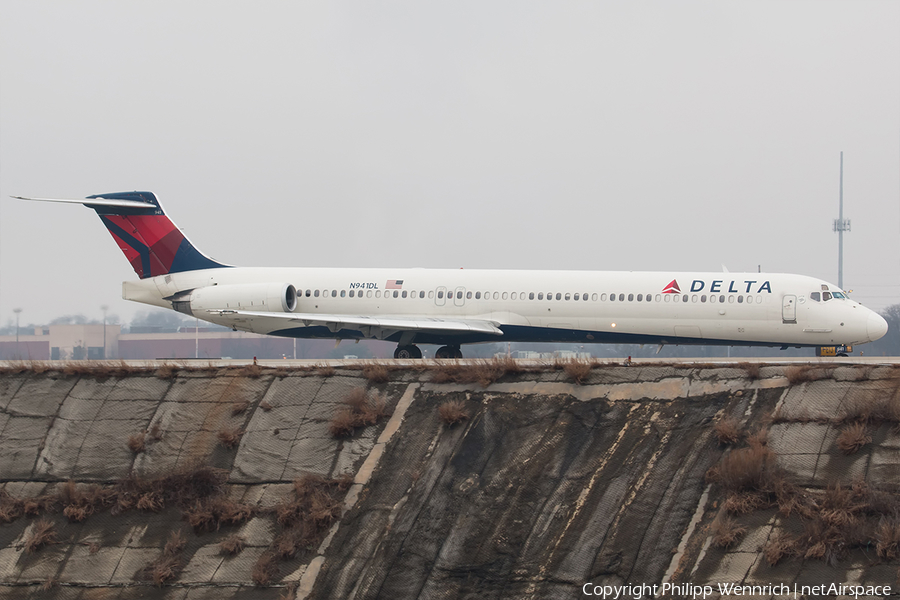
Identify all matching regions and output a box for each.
[434,345,463,359]
[393,344,464,359]
[394,345,423,359]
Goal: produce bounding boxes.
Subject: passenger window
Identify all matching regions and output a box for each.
[538,292,544,300]
[554,293,560,300]
[636,294,642,302]
[619,294,625,301]
[511,292,517,300]
[692,295,698,303]
[665,295,671,303]
[402,291,407,298]
[628,294,634,301]
[529,292,534,300]
[601,293,607,301]
[701,295,706,303]
[502,292,508,300]
[710,295,716,303]
[683,295,688,303]
[547,293,552,300]
[305,289,311,297]
[419,291,425,299]
[438,291,444,299]
[331,290,337,297]
[341,290,346,298]
[655,294,661,302]
[349,290,354,298]
[375,290,381,298]
[391,291,396,298]
[574,293,580,301]
[610,294,616,302]
[823,292,832,301]
[719,295,725,303]
[674,295,680,303]
[728,295,735,303]
[427,291,434,299]
[591,293,598,301]
[584,294,589,301]
[368,290,374,298]
[737,295,743,303]
[456,291,462,299]
[475,292,481,299]
[314,290,320,297]
[565,293,570,301]
[494,292,500,300]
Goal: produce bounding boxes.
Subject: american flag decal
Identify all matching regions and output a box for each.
[386,280,404,289]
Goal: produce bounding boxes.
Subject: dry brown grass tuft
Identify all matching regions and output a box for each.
[148,422,164,441]
[260,400,273,412]
[141,529,187,586]
[184,496,254,532]
[24,519,58,553]
[218,427,245,449]
[722,492,768,515]
[738,362,761,380]
[155,363,178,379]
[875,518,900,559]
[316,364,335,377]
[713,417,742,446]
[837,423,871,455]
[219,534,246,555]
[711,516,747,548]
[251,552,280,587]
[438,400,469,426]
[362,362,391,383]
[127,432,146,454]
[710,443,779,493]
[40,576,57,591]
[429,358,519,387]
[59,481,115,523]
[231,400,250,416]
[764,532,797,566]
[241,363,263,378]
[562,359,593,384]
[329,389,389,438]
[0,489,23,524]
[784,365,816,384]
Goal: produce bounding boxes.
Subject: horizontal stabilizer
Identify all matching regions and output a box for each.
[12,195,156,209]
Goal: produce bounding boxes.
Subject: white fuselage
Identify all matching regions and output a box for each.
[124,266,887,348]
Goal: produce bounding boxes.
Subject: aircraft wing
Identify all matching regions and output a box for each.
[207,310,504,338]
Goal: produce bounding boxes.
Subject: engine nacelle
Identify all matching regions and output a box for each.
[173,283,297,316]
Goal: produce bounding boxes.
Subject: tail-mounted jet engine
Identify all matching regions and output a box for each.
[172,283,297,317]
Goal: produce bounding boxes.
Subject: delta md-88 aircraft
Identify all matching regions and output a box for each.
[15,191,888,358]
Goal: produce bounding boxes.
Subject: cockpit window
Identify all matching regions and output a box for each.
[810,292,820,302]
[832,292,845,299]
[823,292,832,301]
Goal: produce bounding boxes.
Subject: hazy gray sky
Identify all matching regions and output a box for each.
[1,1,899,326]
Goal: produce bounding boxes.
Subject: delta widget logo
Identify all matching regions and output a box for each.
[662,279,681,294]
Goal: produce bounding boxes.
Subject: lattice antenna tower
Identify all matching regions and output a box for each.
[833,151,851,289]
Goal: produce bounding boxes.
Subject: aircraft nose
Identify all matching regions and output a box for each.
[867,311,888,342]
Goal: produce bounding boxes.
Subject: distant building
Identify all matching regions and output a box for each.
[0,324,391,360]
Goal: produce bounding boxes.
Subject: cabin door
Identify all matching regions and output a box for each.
[782,295,797,323]
[454,287,466,307]
[435,286,447,306]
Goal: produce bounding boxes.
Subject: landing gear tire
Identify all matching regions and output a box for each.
[394,345,422,359]
[837,352,849,357]
[435,345,463,359]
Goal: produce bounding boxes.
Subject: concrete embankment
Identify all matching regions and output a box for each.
[1,361,899,599]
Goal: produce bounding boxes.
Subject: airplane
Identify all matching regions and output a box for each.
[13,191,889,359]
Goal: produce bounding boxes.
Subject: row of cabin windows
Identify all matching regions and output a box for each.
[298,288,768,305]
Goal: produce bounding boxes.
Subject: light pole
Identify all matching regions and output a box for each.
[13,308,22,358]
[101,305,109,359]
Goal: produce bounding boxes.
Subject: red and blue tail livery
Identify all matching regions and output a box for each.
[15,191,228,279]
